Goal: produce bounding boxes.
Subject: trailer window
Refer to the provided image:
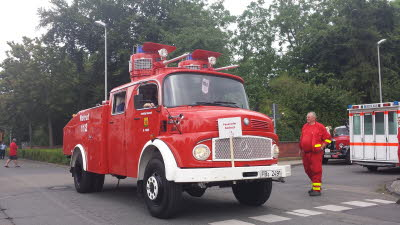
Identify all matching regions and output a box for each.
[375,112,385,135]
[112,91,126,114]
[388,111,397,135]
[364,114,373,135]
[353,115,361,135]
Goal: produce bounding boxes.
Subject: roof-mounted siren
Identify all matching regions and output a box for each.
[129,42,177,80]
[178,49,222,70]
[178,49,239,71]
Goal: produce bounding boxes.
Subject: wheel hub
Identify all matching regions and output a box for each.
[146,175,159,200]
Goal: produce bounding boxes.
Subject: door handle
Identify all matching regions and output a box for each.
[134,118,140,120]
[109,121,114,124]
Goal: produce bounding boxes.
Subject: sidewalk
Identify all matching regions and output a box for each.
[386,178,400,200]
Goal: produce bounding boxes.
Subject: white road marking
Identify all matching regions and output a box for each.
[286,211,311,217]
[342,201,377,207]
[291,209,324,216]
[315,205,352,211]
[250,214,291,223]
[365,199,396,204]
[209,219,254,225]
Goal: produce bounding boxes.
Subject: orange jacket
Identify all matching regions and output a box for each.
[300,122,332,152]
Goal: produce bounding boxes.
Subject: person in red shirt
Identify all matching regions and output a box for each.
[4,138,20,168]
[299,112,331,196]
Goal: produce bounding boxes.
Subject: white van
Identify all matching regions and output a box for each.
[348,102,399,171]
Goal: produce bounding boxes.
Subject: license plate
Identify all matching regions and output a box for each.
[260,170,281,178]
[325,149,330,153]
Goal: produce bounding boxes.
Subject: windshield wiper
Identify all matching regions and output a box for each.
[194,101,240,108]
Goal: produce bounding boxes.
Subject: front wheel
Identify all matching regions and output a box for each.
[232,179,272,206]
[143,157,182,218]
[72,152,104,193]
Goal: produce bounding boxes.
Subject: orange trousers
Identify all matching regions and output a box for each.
[302,151,323,191]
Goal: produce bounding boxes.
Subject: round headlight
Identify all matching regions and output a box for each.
[339,143,344,148]
[273,144,279,158]
[193,144,211,161]
[243,118,250,126]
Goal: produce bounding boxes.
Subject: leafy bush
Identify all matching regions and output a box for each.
[8,148,69,165]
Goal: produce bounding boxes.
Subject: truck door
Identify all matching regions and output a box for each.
[108,90,127,175]
[133,83,160,157]
[374,111,386,160]
[387,111,398,162]
[351,113,363,160]
[363,112,374,160]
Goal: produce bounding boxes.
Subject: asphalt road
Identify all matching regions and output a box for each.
[0,159,399,225]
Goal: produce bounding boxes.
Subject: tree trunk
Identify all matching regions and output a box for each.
[29,121,32,149]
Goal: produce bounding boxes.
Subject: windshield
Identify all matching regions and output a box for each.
[334,127,349,137]
[163,73,249,109]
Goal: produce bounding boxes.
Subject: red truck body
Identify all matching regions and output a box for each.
[63,42,290,218]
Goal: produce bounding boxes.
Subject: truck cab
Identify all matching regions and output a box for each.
[63,42,291,218]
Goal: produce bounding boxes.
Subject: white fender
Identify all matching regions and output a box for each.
[137,139,179,181]
[70,144,88,171]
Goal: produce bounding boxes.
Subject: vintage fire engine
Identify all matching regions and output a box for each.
[323,125,351,164]
[63,42,291,218]
[348,102,400,171]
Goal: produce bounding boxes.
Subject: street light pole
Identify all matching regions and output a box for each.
[95,20,108,101]
[377,39,386,103]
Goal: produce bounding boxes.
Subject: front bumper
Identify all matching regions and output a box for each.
[171,164,291,183]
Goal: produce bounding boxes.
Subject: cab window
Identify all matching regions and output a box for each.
[112,91,126,114]
[134,84,158,109]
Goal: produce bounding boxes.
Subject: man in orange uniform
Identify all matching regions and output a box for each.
[300,112,331,196]
[4,138,20,168]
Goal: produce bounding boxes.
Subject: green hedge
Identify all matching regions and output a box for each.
[7,148,69,165]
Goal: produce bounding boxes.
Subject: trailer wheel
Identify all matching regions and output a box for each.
[232,179,272,206]
[143,157,182,218]
[366,166,378,172]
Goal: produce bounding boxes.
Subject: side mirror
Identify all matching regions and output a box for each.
[134,94,144,109]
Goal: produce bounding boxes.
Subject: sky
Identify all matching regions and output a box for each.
[0,0,262,62]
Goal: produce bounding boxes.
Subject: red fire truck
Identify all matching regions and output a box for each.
[63,42,291,218]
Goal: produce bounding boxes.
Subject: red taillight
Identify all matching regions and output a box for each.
[352,105,360,109]
[382,103,391,106]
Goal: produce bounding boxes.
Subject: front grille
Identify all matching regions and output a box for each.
[212,136,272,161]
[251,119,269,130]
[134,58,152,70]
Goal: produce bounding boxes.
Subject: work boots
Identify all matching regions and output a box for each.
[309,190,321,196]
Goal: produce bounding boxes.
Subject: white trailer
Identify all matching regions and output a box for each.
[348,102,400,171]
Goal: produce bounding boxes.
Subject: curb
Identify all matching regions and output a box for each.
[385,180,400,199]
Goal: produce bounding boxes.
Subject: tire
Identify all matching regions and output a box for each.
[366,166,378,172]
[322,156,329,164]
[92,173,105,192]
[345,152,352,165]
[186,186,206,197]
[72,152,104,193]
[143,157,182,218]
[232,179,272,206]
